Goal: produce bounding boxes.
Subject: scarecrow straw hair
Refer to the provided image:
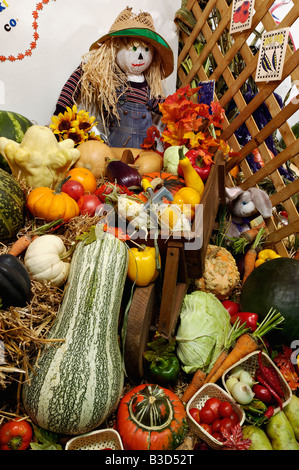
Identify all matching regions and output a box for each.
[80,37,165,132]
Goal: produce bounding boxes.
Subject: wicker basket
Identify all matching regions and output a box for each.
[222,350,292,417]
[186,383,245,450]
[65,429,123,451]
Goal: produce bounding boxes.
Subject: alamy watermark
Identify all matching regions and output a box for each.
[95,202,204,251]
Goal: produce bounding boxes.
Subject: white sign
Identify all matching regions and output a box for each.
[255,28,290,82]
[229,0,255,34]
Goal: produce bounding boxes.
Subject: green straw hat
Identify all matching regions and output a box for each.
[89,6,174,79]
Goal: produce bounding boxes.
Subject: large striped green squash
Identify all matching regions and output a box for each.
[22,230,129,435]
[0,111,33,172]
[0,169,25,243]
[0,110,33,142]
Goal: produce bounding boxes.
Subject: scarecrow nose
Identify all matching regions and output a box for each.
[138,52,143,60]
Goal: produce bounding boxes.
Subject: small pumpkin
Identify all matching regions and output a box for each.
[0,254,31,307]
[141,171,185,196]
[24,235,72,287]
[26,178,80,222]
[75,141,115,178]
[116,384,188,450]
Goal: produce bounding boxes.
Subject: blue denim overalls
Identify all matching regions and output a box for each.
[107,86,153,149]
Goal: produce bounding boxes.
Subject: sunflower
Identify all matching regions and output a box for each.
[50,106,77,137]
[50,105,99,145]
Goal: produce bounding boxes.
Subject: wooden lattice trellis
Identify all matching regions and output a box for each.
[175,0,299,256]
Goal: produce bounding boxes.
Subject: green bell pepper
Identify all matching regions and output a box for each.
[144,333,180,386]
[149,355,180,385]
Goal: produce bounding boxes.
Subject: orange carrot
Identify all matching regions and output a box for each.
[203,350,228,384]
[181,369,206,404]
[240,222,266,244]
[8,235,32,257]
[242,248,258,284]
[207,333,259,384]
[242,227,265,284]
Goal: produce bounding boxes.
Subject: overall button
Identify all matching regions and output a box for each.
[123,110,128,115]
[142,114,146,119]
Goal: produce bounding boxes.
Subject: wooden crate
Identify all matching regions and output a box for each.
[175,0,299,256]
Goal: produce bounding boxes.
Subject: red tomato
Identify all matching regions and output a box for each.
[199,406,216,424]
[252,384,273,404]
[0,420,33,450]
[220,417,234,434]
[189,408,200,424]
[78,194,102,216]
[221,300,240,316]
[211,418,222,433]
[200,423,212,434]
[61,179,85,201]
[219,401,233,418]
[212,432,225,442]
[204,397,221,419]
[228,411,239,426]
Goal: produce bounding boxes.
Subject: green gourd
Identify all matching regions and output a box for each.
[22,230,128,435]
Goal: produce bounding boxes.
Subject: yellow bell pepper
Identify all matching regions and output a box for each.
[172,186,201,220]
[178,147,204,197]
[127,245,161,287]
[255,249,281,268]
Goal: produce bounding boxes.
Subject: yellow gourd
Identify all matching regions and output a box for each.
[178,147,204,196]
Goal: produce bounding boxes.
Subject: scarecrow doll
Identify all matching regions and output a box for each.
[53,6,174,148]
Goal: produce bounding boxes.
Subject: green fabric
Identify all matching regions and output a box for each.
[110,28,170,49]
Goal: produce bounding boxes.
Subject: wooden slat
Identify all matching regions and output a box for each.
[221,49,299,142]
[226,96,299,171]
[176,0,299,252]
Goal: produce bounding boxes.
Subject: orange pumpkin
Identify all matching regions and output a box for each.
[116,384,188,450]
[27,178,80,222]
[141,171,185,196]
[66,167,97,194]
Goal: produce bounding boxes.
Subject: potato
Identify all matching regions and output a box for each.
[284,395,299,440]
[242,425,273,450]
[266,411,299,450]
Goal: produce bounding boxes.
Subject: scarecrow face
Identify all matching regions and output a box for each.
[116,41,153,76]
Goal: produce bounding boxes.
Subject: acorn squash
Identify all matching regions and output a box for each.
[0,254,31,307]
[240,257,299,345]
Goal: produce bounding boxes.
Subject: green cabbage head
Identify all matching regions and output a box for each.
[176,291,232,374]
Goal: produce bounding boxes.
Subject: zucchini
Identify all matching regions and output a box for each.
[22,231,128,435]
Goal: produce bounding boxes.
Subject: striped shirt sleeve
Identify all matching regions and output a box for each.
[53,64,83,115]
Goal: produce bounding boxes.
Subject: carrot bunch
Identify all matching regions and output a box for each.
[206,308,285,385]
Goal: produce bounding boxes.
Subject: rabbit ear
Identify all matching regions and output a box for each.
[225,186,244,200]
[248,187,272,218]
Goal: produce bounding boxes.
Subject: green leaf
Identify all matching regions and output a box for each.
[76,226,97,245]
[144,333,177,363]
[30,425,62,451]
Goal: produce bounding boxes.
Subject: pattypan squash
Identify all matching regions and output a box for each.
[0,125,80,189]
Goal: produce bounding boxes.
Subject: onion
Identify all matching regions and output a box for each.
[134,151,163,174]
[226,376,239,393]
[229,365,246,379]
[239,370,256,388]
[230,381,255,405]
[106,160,142,188]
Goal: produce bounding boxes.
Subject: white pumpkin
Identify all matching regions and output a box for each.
[24,235,72,287]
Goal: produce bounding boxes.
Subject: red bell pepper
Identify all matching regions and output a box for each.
[177,149,212,182]
[230,311,258,332]
[0,420,33,450]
